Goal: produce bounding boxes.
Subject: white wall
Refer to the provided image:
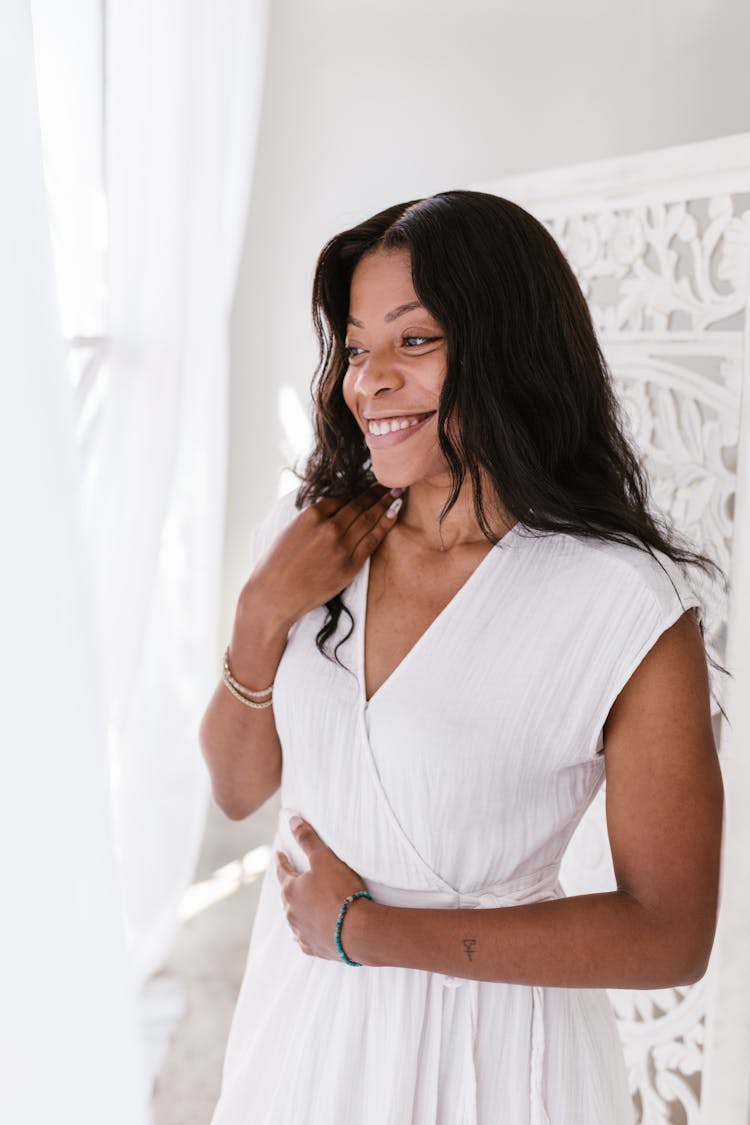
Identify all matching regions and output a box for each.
[223,0,750,636]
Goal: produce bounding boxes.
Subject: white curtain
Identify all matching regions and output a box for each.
[0,3,149,1122]
[88,0,268,983]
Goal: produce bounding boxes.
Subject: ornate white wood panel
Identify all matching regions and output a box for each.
[476,133,750,1125]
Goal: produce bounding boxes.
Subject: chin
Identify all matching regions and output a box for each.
[369,462,413,489]
[372,474,404,489]
[369,457,437,490]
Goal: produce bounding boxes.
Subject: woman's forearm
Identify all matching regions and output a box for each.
[342,891,711,989]
[199,586,293,820]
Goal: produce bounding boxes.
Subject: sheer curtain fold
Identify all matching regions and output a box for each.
[93,0,269,982]
[0,3,149,1123]
[1,0,268,1117]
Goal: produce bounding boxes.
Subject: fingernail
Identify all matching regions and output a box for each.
[390,487,405,497]
[289,815,303,829]
[386,497,403,519]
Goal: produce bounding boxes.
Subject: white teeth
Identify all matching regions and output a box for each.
[368,414,430,435]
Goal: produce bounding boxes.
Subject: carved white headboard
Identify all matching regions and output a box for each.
[476,133,750,1125]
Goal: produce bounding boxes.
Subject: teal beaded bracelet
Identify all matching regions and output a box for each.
[335,890,372,966]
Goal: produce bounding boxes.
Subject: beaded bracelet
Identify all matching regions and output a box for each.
[223,645,274,698]
[222,675,274,709]
[335,890,372,966]
[222,645,274,709]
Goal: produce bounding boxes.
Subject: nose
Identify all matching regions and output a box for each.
[352,348,405,398]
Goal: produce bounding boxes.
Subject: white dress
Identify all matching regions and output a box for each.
[211,488,702,1125]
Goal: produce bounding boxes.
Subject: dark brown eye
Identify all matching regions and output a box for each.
[403,335,441,347]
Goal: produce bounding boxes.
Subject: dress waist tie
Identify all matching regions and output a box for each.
[365,863,561,1125]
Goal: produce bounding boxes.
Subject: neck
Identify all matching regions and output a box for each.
[394,477,515,553]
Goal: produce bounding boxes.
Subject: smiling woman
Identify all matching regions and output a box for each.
[202,190,725,1125]
[343,254,446,459]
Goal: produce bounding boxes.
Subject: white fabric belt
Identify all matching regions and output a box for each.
[364,864,561,1125]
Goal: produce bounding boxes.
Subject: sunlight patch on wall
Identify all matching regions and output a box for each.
[278,383,314,496]
[178,845,272,921]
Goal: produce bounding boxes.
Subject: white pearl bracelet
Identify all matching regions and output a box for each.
[223,645,274,709]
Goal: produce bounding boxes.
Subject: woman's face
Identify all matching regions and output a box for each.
[342,247,450,489]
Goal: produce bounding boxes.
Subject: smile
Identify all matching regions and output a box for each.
[365,411,436,448]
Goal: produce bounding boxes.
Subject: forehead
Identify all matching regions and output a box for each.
[348,247,416,312]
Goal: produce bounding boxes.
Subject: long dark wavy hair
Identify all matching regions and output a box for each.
[289,189,729,715]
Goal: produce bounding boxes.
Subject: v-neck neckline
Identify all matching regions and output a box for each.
[357,521,522,709]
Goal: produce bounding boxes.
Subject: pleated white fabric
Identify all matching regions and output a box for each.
[211,488,702,1125]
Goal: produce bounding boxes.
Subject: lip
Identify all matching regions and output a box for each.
[364,411,436,449]
[363,411,434,420]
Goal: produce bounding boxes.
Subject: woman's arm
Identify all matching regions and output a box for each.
[340,610,724,988]
[201,484,403,820]
[199,587,293,820]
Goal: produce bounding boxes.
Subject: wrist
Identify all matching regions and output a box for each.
[227,591,293,694]
[339,897,389,968]
[236,584,296,641]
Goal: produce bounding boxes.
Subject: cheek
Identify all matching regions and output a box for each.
[420,352,447,394]
[341,368,357,413]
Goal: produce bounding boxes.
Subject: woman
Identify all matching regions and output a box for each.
[201,191,725,1124]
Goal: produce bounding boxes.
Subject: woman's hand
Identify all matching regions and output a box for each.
[240,483,405,630]
[276,817,370,961]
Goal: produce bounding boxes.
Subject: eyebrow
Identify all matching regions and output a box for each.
[347,300,426,329]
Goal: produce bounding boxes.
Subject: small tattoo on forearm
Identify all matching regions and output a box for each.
[463,938,478,961]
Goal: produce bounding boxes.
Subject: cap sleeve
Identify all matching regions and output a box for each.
[588,546,703,756]
[248,487,303,572]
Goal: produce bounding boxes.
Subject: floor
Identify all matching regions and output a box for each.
[151,791,281,1125]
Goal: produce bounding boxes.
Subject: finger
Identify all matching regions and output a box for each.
[311,496,345,518]
[338,489,407,548]
[328,484,396,535]
[276,850,297,882]
[310,483,387,523]
[347,491,406,563]
[290,816,326,857]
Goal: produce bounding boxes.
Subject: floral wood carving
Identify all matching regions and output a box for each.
[545,191,747,1124]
